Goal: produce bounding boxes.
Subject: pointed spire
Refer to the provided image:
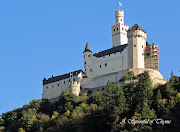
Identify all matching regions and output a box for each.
[83,41,92,53]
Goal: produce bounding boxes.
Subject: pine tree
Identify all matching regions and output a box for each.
[103,81,126,113]
[156,89,162,102]
[134,71,153,113]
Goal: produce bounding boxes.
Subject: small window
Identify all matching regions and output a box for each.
[114,29,115,32]
[105,63,107,67]
[88,55,90,57]
[142,45,143,48]
[134,45,136,47]
[47,87,48,89]
[58,84,59,86]
[109,54,110,56]
[52,85,54,88]
[73,78,75,81]
[85,62,86,64]
[64,81,65,84]
[85,69,86,71]
[100,65,101,68]
[121,19,122,21]
[122,28,124,30]
[117,28,118,31]
[69,79,70,83]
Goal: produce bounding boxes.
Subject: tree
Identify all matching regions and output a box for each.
[88,92,103,106]
[51,111,59,120]
[20,108,38,131]
[156,89,162,102]
[123,82,135,109]
[103,81,126,113]
[134,71,153,113]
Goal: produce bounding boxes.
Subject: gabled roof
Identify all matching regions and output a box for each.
[83,42,92,53]
[128,24,146,33]
[43,70,85,85]
[93,44,128,58]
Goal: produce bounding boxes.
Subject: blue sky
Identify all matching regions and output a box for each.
[0,0,180,114]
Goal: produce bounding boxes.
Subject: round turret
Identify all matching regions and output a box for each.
[128,24,147,69]
[70,81,80,96]
[83,42,92,76]
[115,10,124,24]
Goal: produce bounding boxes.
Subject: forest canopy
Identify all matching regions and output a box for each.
[0,71,180,132]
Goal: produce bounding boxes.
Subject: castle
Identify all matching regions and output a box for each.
[42,5,167,102]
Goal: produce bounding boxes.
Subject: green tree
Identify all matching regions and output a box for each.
[124,82,135,109]
[64,102,73,111]
[103,81,126,113]
[88,92,103,106]
[20,108,38,131]
[134,71,153,113]
[156,89,162,102]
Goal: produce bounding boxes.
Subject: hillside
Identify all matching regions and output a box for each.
[0,71,180,132]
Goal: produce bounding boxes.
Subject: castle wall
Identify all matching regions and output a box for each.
[80,69,129,89]
[42,75,80,99]
[84,47,129,78]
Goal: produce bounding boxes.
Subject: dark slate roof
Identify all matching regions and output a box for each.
[43,70,84,85]
[128,24,146,33]
[93,44,128,58]
[83,42,92,53]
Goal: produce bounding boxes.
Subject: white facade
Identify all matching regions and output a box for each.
[84,46,128,78]
[42,7,166,102]
[43,71,84,100]
[128,27,147,69]
[111,10,129,47]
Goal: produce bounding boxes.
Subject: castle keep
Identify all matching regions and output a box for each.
[42,6,167,102]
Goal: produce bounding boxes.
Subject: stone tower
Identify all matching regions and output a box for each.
[111,10,129,47]
[83,42,92,77]
[128,24,147,69]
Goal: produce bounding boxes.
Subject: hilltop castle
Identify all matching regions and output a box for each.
[42,6,167,102]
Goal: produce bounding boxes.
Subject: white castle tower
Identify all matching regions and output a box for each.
[128,24,147,69]
[83,42,92,77]
[111,9,129,47]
